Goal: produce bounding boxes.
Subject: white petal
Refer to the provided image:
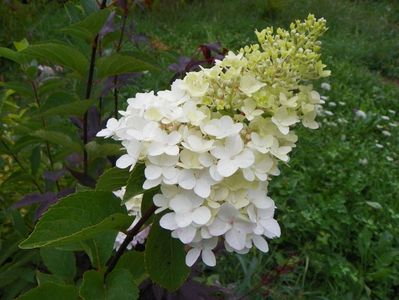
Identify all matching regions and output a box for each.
[143,178,162,190]
[192,206,211,225]
[194,178,211,198]
[185,248,201,267]
[235,149,255,168]
[261,219,281,238]
[116,154,135,169]
[201,248,216,267]
[175,212,193,227]
[176,226,197,243]
[169,195,192,212]
[144,165,162,180]
[178,170,196,190]
[225,228,246,250]
[217,159,238,177]
[208,219,231,236]
[160,212,178,230]
[252,235,269,252]
[147,142,164,156]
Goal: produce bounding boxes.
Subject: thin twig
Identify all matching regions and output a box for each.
[113,11,128,119]
[105,204,156,277]
[83,0,108,175]
[30,81,60,191]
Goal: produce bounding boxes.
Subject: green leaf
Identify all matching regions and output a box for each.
[96,54,158,80]
[31,129,82,152]
[79,269,139,300]
[17,283,78,300]
[21,43,89,76]
[0,81,32,97]
[115,251,148,285]
[86,141,123,161]
[96,167,130,192]
[36,272,66,285]
[123,164,146,204]
[79,271,105,300]
[145,220,190,291]
[40,248,76,280]
[29,146,41,176]
[0,47,26,64]
[81,231,118,269]
[19,191,132,249]
[141,188,159,226]
[13,38,29,52]
[41,99,96,117]
[107,268,139,300]
[63,9,111,42]
[366,201,382,209]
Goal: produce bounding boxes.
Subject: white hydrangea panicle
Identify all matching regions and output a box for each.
[98,15,329,267]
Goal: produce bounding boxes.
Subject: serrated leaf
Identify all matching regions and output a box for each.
[96,54,157,80]
[145,220,190,291]
[96,167,130,192]
[17,282,78,300]
[115,251,148,285]
[19,191,132,249]
[63,9,111,42]
[41,99,96,117]
[123,164,146,203]
[79,269,139,300]
[40,248,76,280]
[21,43,89,76]
[31,129,82,152]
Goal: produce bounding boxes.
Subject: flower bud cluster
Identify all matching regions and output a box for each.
[98,15,329,267]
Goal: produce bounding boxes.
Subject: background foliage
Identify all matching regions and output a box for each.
[1,0,398,299]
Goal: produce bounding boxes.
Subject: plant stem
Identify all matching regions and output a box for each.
[105,203,156,277]
[30,81,60,191]
[83,0,108,175]
[0,138,43,193]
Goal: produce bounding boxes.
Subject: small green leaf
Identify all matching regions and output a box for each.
[63,9,111,42]
[366,201,382,209]
[21,43,89,76]
[41,99,96,117]
[31,129,82,152]
[145,220,190,291]
[79,271,105,300]
[17,283,78,300]
[0,47,26,64]
[115,251,148,285]
[36,271,65,285]
[79,269,139,300]
[29,146,41,176]
[96,167,130,192]
[86,141,123,161]
[141,188,159,226]
[13,38,29,52]
[19,191,132,249]
[96,54,158,80]
[107,268,139,300]
[40,248,76,280]
[81,231,118,269]
[123,164,146,203]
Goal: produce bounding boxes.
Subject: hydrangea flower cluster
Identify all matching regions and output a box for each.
[98,15,329,267]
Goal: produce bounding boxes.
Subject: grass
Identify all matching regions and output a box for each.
[1,0,399,299]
